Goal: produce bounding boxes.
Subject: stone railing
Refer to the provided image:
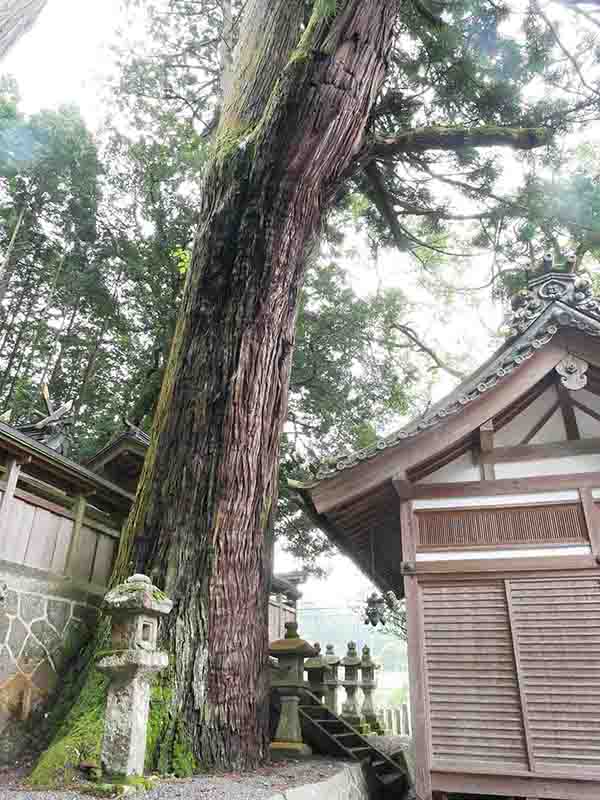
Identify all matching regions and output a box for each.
[378,704,411,737]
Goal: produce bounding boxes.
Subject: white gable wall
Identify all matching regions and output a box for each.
[415,383,600,484]
[494,387,561,446]
[496,453,600,479]
[417,451,480,484]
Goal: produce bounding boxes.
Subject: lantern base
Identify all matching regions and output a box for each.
[270,741,313,760]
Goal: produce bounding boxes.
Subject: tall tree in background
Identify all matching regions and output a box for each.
[0,0,47,60]
[29,0,600,780]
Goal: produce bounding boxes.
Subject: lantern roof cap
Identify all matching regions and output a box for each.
[102,574,173,617]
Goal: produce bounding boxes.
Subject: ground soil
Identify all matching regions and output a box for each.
[0,756,347,799]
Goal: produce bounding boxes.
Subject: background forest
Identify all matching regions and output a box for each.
[3,0,600,573]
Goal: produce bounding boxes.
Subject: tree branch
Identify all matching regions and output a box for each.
[391,322,466,379]
[364,161,412,250]
[369,125,553,159]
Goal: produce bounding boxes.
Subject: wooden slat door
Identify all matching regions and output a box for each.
[423,582,529,769]
[509,574,600,771]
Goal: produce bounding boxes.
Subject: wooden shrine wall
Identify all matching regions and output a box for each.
[423,575,600,774]
[0,483,118,586]
[417,502,588,550]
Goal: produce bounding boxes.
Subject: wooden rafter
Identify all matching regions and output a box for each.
[556,382,580,440]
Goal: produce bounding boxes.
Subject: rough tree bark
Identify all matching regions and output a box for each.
[32,0,400,780]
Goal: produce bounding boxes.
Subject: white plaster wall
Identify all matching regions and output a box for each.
[417,451,479,484]
[494,387,559,446]
[576,408,599,439]
[495,453,600,479]
[529,408,566,444]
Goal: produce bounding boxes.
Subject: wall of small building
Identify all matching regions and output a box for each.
[0,559,102,762]
[0,469,120,762]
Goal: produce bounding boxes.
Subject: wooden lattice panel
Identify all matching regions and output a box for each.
[417,503,587,550]
[510,575,600,770]
[423,582,529,768]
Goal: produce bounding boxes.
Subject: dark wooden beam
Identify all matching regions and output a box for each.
[478,420,495,480]
[480,437,600,465]
[557,382,580,440]
[414,554,596,576]
[392,470,413,499]
[412,471,600,499]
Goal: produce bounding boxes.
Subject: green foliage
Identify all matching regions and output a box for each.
[314,0,337,18]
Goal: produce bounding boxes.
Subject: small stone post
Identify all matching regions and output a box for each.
[304,643,330,703]
[360,644,382,734]
[269,621,315,759]
[402,703,410,737]
[97,574,172,778]
[340,641,362,729]
[323,643,341,713]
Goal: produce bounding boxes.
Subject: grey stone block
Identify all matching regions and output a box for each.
[0,645,15,682]
[7,617,27,658]
[3,589,18,615]
[31,619,61,653]
[19,594,46,623]
[47,598,71,633]
[32,658,58,695]
[0,612,9,643]
[18,634,46,672]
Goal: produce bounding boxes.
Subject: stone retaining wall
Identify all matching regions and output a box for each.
[0,559,101,762]
[268,763,369,800]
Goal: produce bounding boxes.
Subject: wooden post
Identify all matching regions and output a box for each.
[479,419,495,480]
[400,499,432,800]
[0,457,22,534]
[65,494,87,576]
[557,382,580,441]
[580,487,600,556]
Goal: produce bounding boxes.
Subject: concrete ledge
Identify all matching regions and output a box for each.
[267,763,368,800]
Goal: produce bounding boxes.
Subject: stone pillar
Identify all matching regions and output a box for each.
[386,707,394,734]
[359,644,382,734]
[323,643,340,713]
[269,621,315,759]
[340,641,361,729]
[97,574,172,778]
[304,643,330,703]
[402,703,410,737]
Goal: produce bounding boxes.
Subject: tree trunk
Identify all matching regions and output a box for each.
[0,206,25,307]
[33,0,397,779]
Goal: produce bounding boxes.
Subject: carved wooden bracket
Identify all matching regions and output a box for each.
[556,355,588,391]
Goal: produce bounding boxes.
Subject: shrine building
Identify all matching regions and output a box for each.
[295,262,600,800]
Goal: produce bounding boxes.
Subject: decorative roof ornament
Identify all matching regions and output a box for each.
[556,355,588,391]
[506,254,598,338]
[14,384,73,455]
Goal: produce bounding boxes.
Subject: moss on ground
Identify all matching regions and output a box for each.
[28,665,109,788]
[172,721,197,778]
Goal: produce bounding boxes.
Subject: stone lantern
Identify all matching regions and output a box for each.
[323,643,341,713]
[269,621,315,759]
[360,644,381,733]
[340,641,362,729]
[303,642,330,703]
[97,574,172,778]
